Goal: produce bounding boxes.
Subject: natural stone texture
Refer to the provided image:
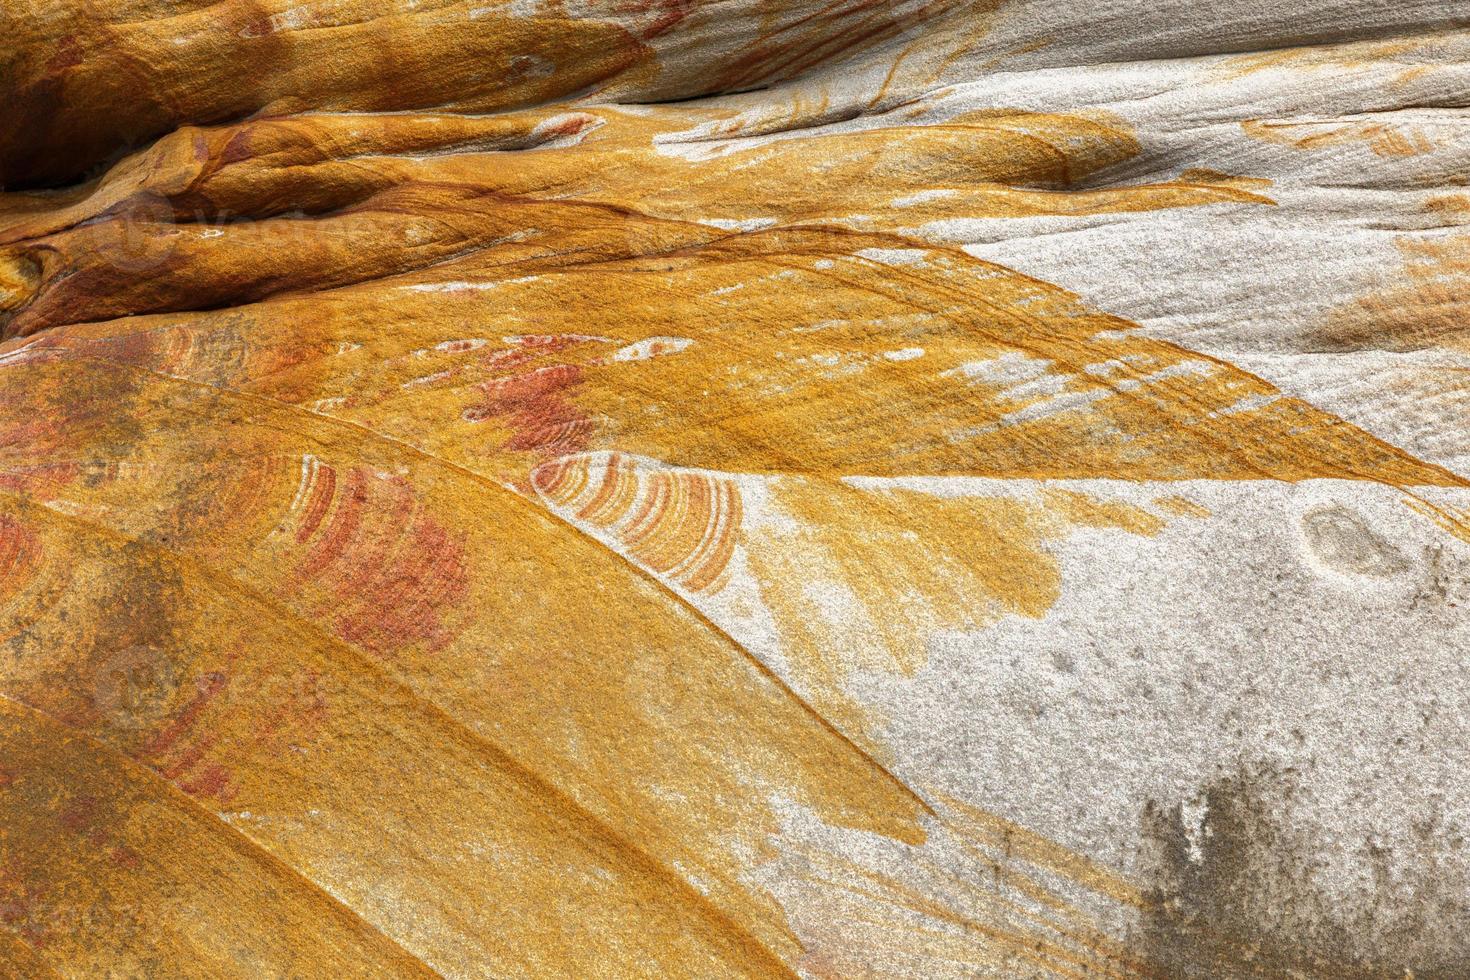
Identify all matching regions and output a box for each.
[1,0,1468,976]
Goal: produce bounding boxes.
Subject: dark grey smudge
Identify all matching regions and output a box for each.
[1135,762,1470,978]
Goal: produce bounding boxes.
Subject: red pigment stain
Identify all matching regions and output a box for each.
[0,404,83,495]
[109,845,141,871]
[537,113,600,140]
[616,0,692,40]
[70,328,157,368]
[0,515,40,606]
[57,795,98,835]
[56,792,145,873]
[468,363,592,453]
[0,868,49,947]
[295,462,338,544]
[293,465,469,655]
[138,671,238,806]
[46,794,145,904]
[136,662,330,806]
[48,35,84,72]
[0,367,130,497]
[463,335,601,465]
[220,128,255,166]
[180,764,234,801]
[141,672,228,760]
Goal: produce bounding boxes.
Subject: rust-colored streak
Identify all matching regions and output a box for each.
[466,362,593,455]
[533,453,744,594]
[289,463,470,655]
[938,792,1147,910]
[0,515,41,611]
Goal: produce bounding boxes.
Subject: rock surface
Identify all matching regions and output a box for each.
[2,0,1469,976]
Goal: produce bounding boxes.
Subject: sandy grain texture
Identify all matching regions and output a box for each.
[1,0,1469,976]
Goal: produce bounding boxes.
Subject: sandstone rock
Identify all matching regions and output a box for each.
[1,0,1469,975]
